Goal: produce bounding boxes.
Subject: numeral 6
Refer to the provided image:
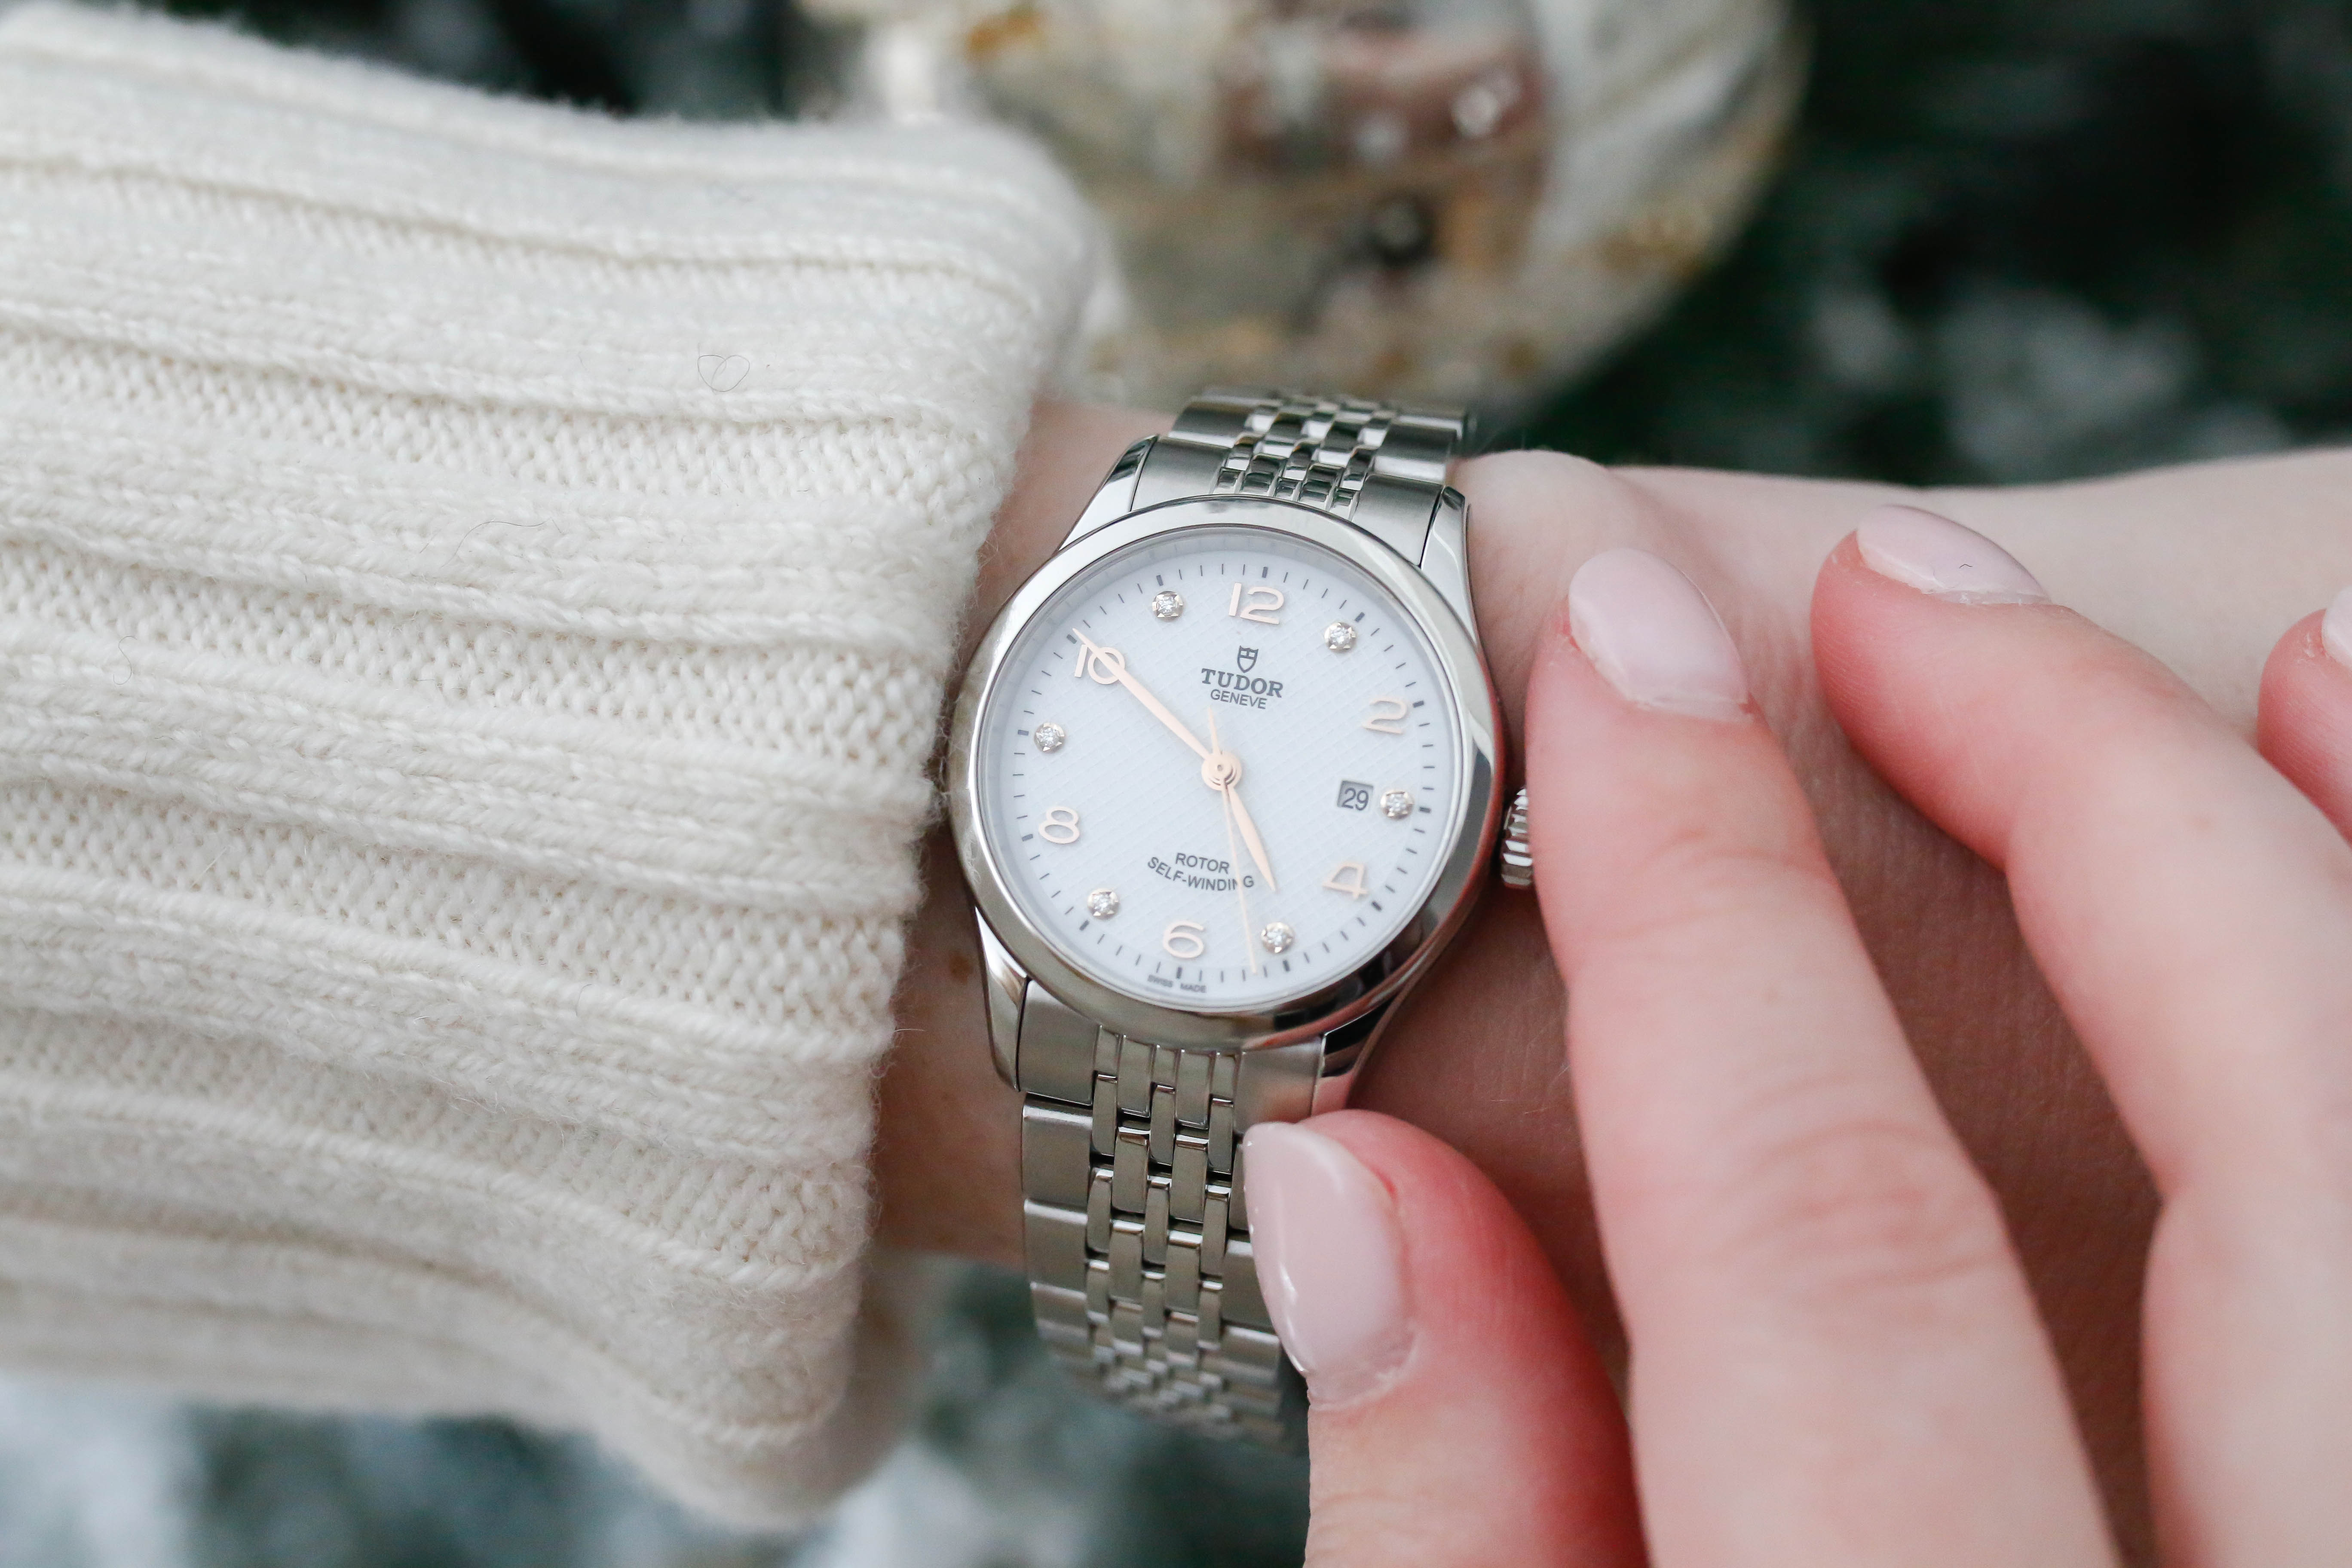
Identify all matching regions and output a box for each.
[1162,919,1207,960]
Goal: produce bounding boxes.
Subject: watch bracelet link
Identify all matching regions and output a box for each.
[1016,387,1470,1441]
[1139,386,1472,559]
[1017,981,1298,1444]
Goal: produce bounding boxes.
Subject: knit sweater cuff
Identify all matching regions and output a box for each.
[0,1,1090,1525]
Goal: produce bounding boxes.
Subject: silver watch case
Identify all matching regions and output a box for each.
[946,465,1504,1059]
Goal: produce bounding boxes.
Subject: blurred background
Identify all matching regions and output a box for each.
[10,0,2352,1562]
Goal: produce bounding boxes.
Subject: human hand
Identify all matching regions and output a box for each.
[1245,510,2352,1564]
[881,405,2352,1553]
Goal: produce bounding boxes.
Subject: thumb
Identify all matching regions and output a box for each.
[1243,1111,1644,1568]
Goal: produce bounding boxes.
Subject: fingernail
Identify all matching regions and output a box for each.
[2324,587,2352,671]
[1565,547,1751,721]
[1855,504,2050,605]
[1242,1122,1410,1406]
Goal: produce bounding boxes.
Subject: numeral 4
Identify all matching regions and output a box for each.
[1162,919,1207,960]
[1228,583,1284,625]
[1362,696,1409,735]
[1322,861,1370,900]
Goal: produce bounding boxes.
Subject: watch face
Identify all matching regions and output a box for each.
[973,523,1465,1012]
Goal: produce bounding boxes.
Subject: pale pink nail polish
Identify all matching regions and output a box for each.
[2323,587,2352,671]
[1855,504,2050,605]
[1241,1122,1410,1406]
[1565,547,1751,721]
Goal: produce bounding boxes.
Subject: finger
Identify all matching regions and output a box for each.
[1527,547,2112,1565]
[1243,1112,1644,1568]
[1813,506,2352,1565]
[2256,593,2352,832]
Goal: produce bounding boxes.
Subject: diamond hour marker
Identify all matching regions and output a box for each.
[1087,888,1120,920]
[1260,921,1295,954]
[1033,722,1066,753]
[1323,622,1357,653]
[1151,591,1185,621]
[1380,788,1415,820]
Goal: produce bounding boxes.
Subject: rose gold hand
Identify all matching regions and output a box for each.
[1203,707,1279,894]
[1208,709,1260,974]
[1075,633,1207,760]
[1223,776,1278,893]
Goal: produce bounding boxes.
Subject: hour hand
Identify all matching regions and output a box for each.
[1076,634,1208,760]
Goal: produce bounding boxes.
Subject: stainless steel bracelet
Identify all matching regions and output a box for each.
[1016,980,1305,1443]
[1133,386,1471,560]
[1016,388,1470,1441]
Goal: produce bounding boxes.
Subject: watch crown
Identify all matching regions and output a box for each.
[1497,786,1534,890]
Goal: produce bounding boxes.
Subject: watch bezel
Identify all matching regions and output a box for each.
[946,495,1503,1052]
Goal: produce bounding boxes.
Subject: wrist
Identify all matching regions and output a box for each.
[874,420,1913,1271]
[879,421,2342,1553]
[876,417,2352,1282]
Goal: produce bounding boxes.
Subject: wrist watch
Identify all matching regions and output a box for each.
[946,388,1526,1442]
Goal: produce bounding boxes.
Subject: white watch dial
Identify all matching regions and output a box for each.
[975,524,1464,1012]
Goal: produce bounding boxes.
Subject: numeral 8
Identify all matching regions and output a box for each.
[1038,806,1081,845]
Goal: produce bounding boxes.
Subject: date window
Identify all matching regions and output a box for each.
[1336,779,1373,812]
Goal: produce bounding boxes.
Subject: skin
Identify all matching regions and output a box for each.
[1289,532,2352,1565]
[2258,610,2352,827]
[877,404,2352,1559]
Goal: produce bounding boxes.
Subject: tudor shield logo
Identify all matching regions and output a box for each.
[1202,646,1284,709]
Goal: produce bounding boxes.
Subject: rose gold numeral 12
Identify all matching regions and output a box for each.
[1362,696,1409,735]
[1228,583,1284,625]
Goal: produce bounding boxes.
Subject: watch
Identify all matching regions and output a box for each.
[946,388,1517,1442]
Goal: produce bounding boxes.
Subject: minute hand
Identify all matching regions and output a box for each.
[1203,703,1280,894]
[1223,757,1279,893]
[1075,634,1209,760]
[1223,772,1279,893]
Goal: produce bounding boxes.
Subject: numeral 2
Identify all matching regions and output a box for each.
[1162,919,1207,959]
[1228,583,1284,625]
[1362,696,1409,735]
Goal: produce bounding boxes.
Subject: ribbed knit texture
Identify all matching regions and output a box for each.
[0,2,1090,1525]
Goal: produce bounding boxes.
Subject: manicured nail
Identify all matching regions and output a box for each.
[2324,587,2352,671]
[1855,504,2050,605]
[1242,1122,1410,1406]
[1565,547,1750,721]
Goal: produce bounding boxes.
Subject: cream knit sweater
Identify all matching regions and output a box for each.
[0,2,1090,1526]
